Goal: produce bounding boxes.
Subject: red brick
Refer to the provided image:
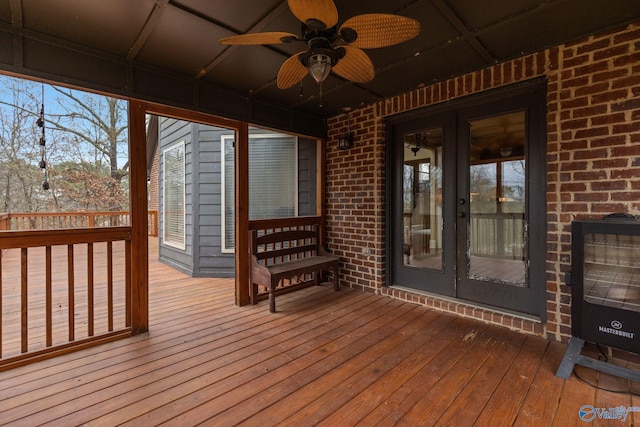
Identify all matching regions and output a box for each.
[613,124,639,135]
[612,145,640,157]
[591,181,629,196]
[590,112,626,125]
[614,52,640,67]
[571,171,608,181]
[593,44,629,61]
[572,105,608,119]
[560,97,589,109]
[612,168,640,179]
[593,159,628,169]
[575,82,609,97]
[563,54,590,68]
[576,38,611,55]
[613,27,640,44]
[613,98,640,112]
[562,75,589,88]
[562,118,589,130]
[574,61,610,77]
[592,89,630,104]
[575,193,609,202]
[591,203,629,213]
[590,135,628,148]
[612,192,640,201]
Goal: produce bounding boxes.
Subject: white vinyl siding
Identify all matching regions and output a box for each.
[163,141,186,250]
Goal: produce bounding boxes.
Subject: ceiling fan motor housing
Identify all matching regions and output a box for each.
[300,37,340,67]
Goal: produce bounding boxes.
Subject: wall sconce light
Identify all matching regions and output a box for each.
[339,110,354,150]
[338,134,354,150]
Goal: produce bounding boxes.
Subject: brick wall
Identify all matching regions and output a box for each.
[326,22,640,342]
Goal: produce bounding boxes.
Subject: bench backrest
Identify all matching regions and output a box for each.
[250,227,320,264]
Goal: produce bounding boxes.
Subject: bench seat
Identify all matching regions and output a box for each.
[250,227,339,313]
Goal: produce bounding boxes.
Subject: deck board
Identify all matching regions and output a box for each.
[1,238,639,426]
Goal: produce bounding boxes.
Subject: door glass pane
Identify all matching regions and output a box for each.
[468,111,526,286]
[402,127,443,271]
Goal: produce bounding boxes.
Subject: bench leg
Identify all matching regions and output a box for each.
[332,268,339,291]
[269,289,276,313]
[249,282,259,305]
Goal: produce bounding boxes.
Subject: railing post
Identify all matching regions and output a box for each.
[129,100,149,334]
[235,122,250,307]
[0,213,8,230]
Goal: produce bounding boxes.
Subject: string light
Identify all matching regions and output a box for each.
[36,83,50,190]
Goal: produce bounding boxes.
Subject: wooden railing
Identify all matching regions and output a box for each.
[0,210,158,237]
[248,216,325,301]
[0,227,133,370]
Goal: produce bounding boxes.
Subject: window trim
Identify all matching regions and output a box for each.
[221,133,299,253]
[220,134,234,254]
[162,140,186,250]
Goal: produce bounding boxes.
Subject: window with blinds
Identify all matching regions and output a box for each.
[221,132,297,251]
[163,141,185,250]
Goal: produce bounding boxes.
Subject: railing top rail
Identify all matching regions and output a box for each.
[248,216,322,230]
[0,226,132,250]
[6,211,136,218]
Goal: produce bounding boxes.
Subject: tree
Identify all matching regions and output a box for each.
[49,161,128,211]
[0,75,130,213]
[0,78,57,212]
[48,87,129,184]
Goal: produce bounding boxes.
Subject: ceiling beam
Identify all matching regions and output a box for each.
[9,0,23,67]
[127,0,171,61]
[431,0,495,64]
[188,1,292,79]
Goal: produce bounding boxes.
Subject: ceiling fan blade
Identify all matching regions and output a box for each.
[340,14,420,49]
[287,0,338,29]
[219,32,298,45]
[332,46,375,83]
[277,53,308,89]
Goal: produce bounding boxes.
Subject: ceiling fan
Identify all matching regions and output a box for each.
[219,0,421,89]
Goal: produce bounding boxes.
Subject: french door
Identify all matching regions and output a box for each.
[387,82,547,318]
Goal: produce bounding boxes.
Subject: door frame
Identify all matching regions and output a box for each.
[386,111,457,296]
[385,79,547,320]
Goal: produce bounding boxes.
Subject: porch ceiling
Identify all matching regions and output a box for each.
[1,0,639,119]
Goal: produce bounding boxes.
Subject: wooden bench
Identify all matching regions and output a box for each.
[250,226,339,313]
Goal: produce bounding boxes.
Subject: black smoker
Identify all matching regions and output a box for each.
[556,214,640,380]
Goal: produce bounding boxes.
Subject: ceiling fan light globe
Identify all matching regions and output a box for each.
[308,53,332,83]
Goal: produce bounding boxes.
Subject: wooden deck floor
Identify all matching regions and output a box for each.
[1,240,640,426]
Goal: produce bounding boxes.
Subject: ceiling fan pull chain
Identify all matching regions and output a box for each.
[319,82,323,108]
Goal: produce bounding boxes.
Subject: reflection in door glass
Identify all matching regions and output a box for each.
[402,128,443,271]
[468,112,526,286]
